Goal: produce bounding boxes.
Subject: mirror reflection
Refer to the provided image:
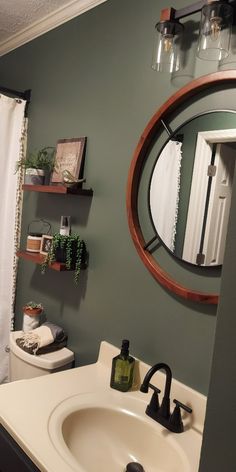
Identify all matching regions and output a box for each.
[149,111,236,267]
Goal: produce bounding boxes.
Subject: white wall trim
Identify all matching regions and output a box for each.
[0,0,108,57]
[196,128,236,143]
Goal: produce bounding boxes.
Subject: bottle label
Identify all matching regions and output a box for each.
[114,360,131,384]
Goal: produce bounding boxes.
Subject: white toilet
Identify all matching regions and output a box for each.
[9,331,74,381]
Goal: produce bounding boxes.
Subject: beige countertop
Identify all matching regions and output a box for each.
[0,341,206,472]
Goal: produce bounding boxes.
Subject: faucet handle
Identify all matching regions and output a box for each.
[169,399,192,433]
[173,399,192,414]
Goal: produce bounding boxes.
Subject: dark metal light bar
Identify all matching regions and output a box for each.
[174,0,206,20]
[160,1,233,22]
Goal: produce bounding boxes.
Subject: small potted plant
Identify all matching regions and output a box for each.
[23,301,44,316]
[41,233,88,284]
[22,301,44,332]
[15,146,55,185]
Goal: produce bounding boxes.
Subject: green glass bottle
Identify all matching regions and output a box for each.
[110,339,135,392]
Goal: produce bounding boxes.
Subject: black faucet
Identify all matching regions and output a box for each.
[140,363,192,433]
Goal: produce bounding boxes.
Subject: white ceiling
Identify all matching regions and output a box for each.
[0,0,107,56]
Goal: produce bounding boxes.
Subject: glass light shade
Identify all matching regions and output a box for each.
[152,21,183,73]
[197,2,233,61]
[219,25,236,69]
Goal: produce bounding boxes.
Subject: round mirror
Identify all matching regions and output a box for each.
[127,70,236,304]
[149,110,236,267]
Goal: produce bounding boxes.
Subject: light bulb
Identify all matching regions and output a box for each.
[210,16,222,41]
[163,35,174,53]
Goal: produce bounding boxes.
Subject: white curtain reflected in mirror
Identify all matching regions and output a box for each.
[149,111,236,267]
[150,140,182,252]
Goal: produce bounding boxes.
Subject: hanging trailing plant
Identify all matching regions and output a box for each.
[41,233,88,284]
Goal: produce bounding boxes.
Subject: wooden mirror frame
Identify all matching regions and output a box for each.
[127,70,236,305]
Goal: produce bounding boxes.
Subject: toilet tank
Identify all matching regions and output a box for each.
[9,331,74,381]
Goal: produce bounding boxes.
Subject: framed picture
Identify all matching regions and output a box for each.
[40,235,53,255]
[51,137,87,184]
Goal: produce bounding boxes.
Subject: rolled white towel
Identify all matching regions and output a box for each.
[16,322,67,355]
[16,326,54,354]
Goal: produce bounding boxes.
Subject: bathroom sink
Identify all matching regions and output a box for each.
[48,391,201,472]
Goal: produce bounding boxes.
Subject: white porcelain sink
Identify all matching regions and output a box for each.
[48,391,202,472]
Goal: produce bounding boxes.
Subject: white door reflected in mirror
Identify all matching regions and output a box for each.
[183,139,236,266]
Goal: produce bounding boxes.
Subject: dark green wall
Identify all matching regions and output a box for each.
[0,0,222,394]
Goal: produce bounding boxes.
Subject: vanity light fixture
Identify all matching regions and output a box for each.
[152,0,234,72]
[152,18,184,72]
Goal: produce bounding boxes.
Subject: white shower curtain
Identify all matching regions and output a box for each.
[150,140,182,252]
[0,94,26,383]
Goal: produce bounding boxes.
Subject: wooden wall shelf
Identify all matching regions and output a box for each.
[17,251,69,272]
[22,184,93,196]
